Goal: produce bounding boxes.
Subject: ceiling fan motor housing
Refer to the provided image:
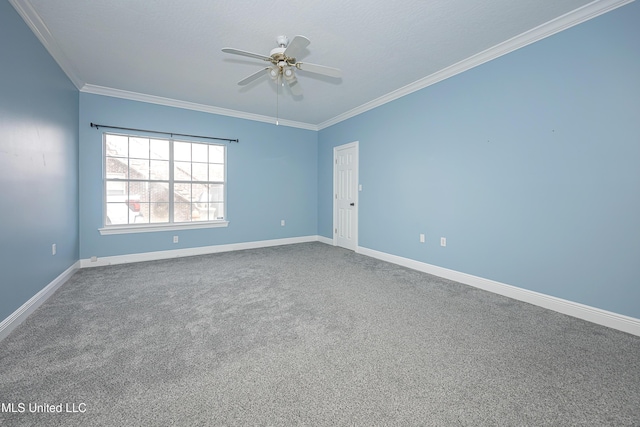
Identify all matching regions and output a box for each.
[270,47,287,61]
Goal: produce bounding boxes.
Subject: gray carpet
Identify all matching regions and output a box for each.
[1,242,639,426]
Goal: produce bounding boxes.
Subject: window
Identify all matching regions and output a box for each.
[102,132,226,232]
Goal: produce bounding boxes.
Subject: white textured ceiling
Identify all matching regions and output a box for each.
[10,0,625,129]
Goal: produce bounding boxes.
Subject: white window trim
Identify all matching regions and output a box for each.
[101,132,228,232]
[99,221,229,235]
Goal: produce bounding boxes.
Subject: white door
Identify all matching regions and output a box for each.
[334,142,358,250]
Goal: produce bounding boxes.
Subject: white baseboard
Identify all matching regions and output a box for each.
[2,236,323,341]
[0,261,81,341]
[6,239,637,341]
[80,235,321,268]
[356,246,640,337]
[317,235,334,245]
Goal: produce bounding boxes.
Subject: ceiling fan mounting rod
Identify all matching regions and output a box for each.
[276,35,289,48]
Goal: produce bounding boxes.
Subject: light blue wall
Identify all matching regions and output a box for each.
[318,2,640,318]
[0,1,79,321]
[79,93,318,258]
[3,0,638,325]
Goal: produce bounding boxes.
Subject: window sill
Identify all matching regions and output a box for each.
[99,221,229,235]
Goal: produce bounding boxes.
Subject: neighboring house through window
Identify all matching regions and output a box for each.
[103,132,226,231]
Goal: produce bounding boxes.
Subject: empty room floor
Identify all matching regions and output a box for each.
[1,242,639,425]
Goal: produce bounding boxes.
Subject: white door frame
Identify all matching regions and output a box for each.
[333,141,359,250]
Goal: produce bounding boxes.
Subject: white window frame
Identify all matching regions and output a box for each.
[99,132,229,235]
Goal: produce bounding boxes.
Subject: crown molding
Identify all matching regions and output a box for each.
[8,0,85,89]
[317,0,634,130]
[80,84,319,131]
[11,0,632,131]
[9,0,316,131]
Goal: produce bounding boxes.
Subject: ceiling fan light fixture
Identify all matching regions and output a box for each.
[283,67,294,80]
[222,34,342,121]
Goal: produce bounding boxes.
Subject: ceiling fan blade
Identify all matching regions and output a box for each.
[237,68,270,86]
[284,35,310,59]
[222,48,271,62]
[286,75,303,96]
[296,62,342,78]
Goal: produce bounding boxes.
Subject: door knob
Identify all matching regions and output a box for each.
[350,202,355,206]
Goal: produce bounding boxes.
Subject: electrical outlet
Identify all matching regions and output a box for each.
[419,234,425,243]
[52,244,56,255]
[173,236,179,243]
[281,220,285,226]
[440,237,446,247]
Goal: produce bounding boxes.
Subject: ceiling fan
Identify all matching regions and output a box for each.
[222,35,341,96]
